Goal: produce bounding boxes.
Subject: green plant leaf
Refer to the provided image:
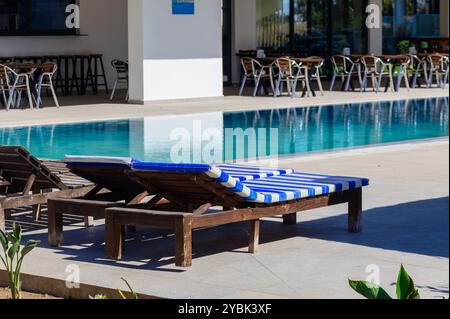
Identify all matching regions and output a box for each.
[13,223,22,242]
[349,279,392,299]
[20,240,40,258]
[0,229,8,251]
[396,265,418,299]
[7,240,19,260]
[0,254,7,269]
[121,277,138,300]
[406,289,421,300]
[117,289,127,300]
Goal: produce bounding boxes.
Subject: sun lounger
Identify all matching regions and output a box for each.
[47,156,151,246]
[0,146,94,231]
[102,161,369,267]
[47,157,297,246]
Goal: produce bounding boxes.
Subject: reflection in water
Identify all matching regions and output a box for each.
[0,97,448,162]
[224,97,449,158]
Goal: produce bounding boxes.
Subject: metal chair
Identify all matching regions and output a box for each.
[0,64,10,107]
[361,56,394,93]
[4,65,35,110]
[330,55,362,92]
[110,59,129,101]
[273,57,310,98]
[239,57,274,97]
[35,63,60,109]
[308,56,325,96]
[392,55,411,92]
[408,55,429,88]
[443,56,449,88]
[427,54,449,89]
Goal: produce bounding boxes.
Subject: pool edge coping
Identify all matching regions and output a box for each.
[1,94,448,129]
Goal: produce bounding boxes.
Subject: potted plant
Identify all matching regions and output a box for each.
[397,40,411,54]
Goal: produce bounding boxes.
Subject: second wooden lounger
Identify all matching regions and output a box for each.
[47,156,150,246]
[0,146,94,231]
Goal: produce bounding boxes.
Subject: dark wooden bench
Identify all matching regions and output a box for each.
[47,163,150,246]
[0,146,94,231]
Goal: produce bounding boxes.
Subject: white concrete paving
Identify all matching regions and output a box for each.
[7,140,449,299]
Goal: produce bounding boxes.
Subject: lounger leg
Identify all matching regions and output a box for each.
[105,212,124,259]
[249,219,260,254]
[32,204,42,221]
[84,216,95,227]
[283,213,297,225]
[348,188,363,233]
[0,206,5,232]
[174,215,193,267]
[47,200,64,246]
[32,189,43,221]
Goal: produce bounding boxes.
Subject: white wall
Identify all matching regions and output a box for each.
[128,0,223,102]
[128,0,144,102]
[231,0,257,84]
[0,0,128,89]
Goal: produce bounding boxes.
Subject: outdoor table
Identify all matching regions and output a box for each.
[416,52,448,58]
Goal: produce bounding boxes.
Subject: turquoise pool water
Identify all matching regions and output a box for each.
[1,97,448,162]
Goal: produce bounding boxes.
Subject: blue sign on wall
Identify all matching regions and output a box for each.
[172,0,195,15]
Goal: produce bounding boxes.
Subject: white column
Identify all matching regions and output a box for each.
[128,0,223,102]
[128,0,144,103]
[368,0,383,55]
[231,0,257,84]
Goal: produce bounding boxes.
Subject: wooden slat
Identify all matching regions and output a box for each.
[192,191,351,228]
[1,186,94,210]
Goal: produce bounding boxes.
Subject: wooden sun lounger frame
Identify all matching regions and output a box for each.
[103,170,364,268]
[0,146,94,231]
[47,164,152,246]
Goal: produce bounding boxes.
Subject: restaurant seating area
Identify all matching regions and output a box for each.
[0,54,116,110]
[0,51,448,111]
[238,52,449,98]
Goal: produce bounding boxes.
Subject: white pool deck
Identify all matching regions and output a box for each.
[1,89,449,299]
[2,139,447,299]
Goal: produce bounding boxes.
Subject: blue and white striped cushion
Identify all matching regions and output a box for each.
[240,172,369,203]
[63,158,369,205]
[216,163,294,181]
[205,167,368,204]
[130,161,368,204]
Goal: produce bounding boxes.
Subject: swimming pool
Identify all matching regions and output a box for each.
[1,97,448,162]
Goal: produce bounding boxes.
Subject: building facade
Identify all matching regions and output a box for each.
[0,0,448,102]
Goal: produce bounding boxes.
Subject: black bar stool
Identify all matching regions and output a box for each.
[78,55,92,95]
[69,55,81,95]
[69,55,90,95]
[87,54,109,94]
[59,55,72,96]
